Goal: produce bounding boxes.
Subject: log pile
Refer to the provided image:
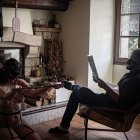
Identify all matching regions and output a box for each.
[24,87,56,107]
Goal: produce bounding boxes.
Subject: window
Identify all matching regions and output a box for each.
[114,0,140,64]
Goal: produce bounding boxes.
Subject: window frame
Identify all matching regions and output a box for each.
[114,0,140,65]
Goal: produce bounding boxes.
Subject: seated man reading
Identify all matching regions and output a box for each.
[49,48,140,134]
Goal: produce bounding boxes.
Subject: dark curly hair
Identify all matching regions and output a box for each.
[0,58,22,84]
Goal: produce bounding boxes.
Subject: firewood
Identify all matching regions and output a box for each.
[32,95,43,100]
[42,87,56,99]
[50,98,56,103]
[25,96,43,106]
[42,98,49,105]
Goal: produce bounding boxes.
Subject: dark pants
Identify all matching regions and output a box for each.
[60,87,116,129]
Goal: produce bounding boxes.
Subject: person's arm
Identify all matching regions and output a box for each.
[16,78,54,97]
[16,78,30,88]
[105,82,119,92]
[98,78,119,102]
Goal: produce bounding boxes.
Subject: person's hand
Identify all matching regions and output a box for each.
[97,78,106,89]
[62,81,72,90]
[62,81,81,91]
[92,73,99,83]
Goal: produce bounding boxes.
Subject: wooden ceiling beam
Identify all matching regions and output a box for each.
[1,0,69,11]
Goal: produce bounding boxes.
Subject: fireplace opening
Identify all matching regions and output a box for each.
[0,47,25,77]
[0,47,59,110]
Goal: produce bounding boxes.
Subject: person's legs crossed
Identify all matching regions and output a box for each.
[49,90,79,134]
[60,87,111,129]
[60,90,79,129]
[49,87,111,133]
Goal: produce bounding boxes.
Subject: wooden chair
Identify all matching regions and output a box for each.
[78,102,140,140]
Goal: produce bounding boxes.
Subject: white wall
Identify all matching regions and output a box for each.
[3,8,33,35]
[3,8,51,35]
[89,0,115,92]
[30,9,50,24]
[57,0,90,87]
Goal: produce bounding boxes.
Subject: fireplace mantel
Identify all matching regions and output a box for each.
[0,27,42,47]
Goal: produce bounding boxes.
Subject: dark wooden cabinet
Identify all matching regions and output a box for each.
[1,0,69,11]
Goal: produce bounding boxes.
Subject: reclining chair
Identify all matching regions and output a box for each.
[78,102,140,140]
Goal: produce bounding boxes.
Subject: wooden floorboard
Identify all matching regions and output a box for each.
[32,115,140,140]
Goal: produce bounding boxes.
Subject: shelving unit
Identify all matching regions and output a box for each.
[32,27,64,82]
[33,27,61,40]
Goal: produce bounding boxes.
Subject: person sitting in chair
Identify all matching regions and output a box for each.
[0,58,55,140]
[49,48,140,134]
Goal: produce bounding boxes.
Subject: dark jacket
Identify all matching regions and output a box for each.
[118,70,140,108]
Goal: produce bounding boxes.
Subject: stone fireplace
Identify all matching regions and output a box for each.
[0,27,42,77]
[0,27,57,106]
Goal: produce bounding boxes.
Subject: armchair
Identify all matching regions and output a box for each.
[78,102,140,140]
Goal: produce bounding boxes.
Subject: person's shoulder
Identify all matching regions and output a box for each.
[134,71,140,77]
[131,72,140,84]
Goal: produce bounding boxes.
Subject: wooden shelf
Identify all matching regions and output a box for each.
[33,27,61,33]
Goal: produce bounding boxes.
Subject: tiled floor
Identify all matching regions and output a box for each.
[32,114,140,140]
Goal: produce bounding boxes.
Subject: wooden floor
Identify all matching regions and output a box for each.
[33,114,140,140]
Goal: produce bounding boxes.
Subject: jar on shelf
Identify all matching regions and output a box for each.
[48,15,60,28]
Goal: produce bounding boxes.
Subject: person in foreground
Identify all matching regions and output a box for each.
[49,48,140,134]
[0,58,56,140]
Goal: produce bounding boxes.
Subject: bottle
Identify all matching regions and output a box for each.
[48,15,58,28]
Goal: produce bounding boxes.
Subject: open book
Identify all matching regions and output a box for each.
[87,55,119,93]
